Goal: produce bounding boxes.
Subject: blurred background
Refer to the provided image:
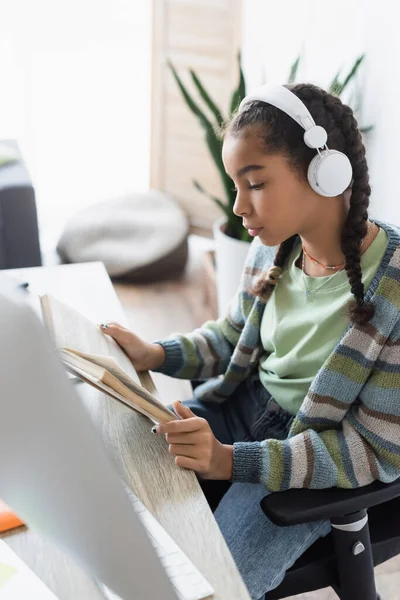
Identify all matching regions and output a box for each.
[0,0,398,318]
[0,0,151,256]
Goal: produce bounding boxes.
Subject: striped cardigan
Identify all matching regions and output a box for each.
[155,218,400,491]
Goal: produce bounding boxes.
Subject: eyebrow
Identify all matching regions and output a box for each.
[236,164,265,178]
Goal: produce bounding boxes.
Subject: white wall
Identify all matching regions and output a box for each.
[242,0,400,226]
[0,0,151,255]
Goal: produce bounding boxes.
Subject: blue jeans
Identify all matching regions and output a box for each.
[180,374,331,600]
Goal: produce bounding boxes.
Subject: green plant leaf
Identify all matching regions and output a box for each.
[238,52,246,100]
[240,227,252,242]
[190,70,224,127]
[360,124,374,134]
[204,127,233,205]
[329,67,343,95]
[230,51,246,115]
[169,59,249,238]
[230,89,240,116]
[168,61,214,131]
[228,214,252,241]
[288,55,301,83]
[193,180,245,238]
[340,54,365,95]
[238,52,246,101]
[204,127,240,237]
[193,180,229,216]
[329,55,365,97]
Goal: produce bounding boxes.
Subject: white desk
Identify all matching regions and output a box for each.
[2,262,251,600]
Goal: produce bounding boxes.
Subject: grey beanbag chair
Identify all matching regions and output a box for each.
[56,190,189,282]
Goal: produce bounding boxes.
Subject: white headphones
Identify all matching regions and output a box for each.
[239,85,353,198]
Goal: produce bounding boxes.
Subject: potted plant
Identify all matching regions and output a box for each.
[169,54,370,315]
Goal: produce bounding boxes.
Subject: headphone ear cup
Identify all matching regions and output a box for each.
[307,153,322,195]
[307,150,353,197]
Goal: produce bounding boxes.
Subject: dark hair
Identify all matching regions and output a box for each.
[224,82,374,326]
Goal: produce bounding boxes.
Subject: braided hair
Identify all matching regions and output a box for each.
[224,83,375,326]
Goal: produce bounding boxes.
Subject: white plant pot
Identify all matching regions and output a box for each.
[213,217,251,317]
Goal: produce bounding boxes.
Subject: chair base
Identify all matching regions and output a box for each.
[265,496,400,599]
[330,510,376,600]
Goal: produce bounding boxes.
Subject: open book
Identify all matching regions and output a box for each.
[40,294,176,424]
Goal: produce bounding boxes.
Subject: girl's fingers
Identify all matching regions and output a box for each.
[174,455,198,471]
[165,432,199,444]
[172,401,196,419]
[157,417,203,435]
[98,323,135,345]
[98,321,128,330]
[168,443,198,458]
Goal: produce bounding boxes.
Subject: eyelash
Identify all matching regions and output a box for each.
[232,183,265,192]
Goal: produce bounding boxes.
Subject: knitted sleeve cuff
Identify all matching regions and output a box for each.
[232,441,263,483]
[151,339,184,375]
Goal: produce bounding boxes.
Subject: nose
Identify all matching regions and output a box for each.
[232,191,251,217]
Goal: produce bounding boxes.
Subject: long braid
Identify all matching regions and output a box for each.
[252,236,297,296]
[321,91,374,324]
[227,83,375,327]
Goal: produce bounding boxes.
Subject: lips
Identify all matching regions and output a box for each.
[244,225,263,237]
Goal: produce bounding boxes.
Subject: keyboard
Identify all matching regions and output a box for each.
[98,486,214,600]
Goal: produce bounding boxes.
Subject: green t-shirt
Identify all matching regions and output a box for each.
[258,226,388,416]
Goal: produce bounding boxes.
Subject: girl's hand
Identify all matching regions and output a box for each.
[98,322,165,372]
[155,402,233,480]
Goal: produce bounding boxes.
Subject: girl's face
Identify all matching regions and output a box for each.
[222,127,319,246]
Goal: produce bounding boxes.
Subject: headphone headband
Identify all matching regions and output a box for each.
[239,84,328,149]
[238,84,352,197]
[239,85,315,131]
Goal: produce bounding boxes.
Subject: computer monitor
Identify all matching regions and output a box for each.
[0,281,178,600]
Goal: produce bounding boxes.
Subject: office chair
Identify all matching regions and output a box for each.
[261,479,400,599]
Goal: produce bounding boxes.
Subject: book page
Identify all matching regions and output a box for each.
[62,361,165,424]
[40,294,146,390]
[60,351,175,423]
[65,350,168,413]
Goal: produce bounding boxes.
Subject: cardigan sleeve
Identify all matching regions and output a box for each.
[151,302,244,380]
[151,238,261,380]
[232,321,400,490]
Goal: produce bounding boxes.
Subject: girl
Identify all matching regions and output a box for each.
[100,83,400,600]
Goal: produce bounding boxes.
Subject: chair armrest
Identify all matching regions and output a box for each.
[260,479,400,526]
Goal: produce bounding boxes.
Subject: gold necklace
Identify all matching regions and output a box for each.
[301,221,373,299]
[303,221,373,270]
